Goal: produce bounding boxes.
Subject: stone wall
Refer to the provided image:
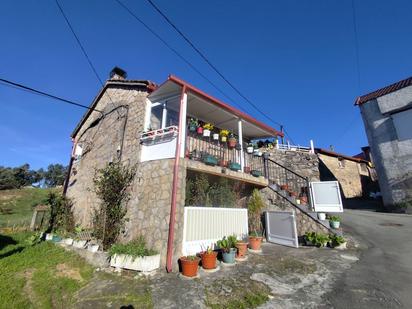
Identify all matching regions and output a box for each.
[66,83,186,269]
[360,88,412,207]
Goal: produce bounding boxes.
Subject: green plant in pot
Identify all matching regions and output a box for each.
[217,235,237,264]
[228,132,237,149]
[229,162,241,171]
[329,215,341,229]
[180,255,201,277]
[329,234,347,249]
[246,143,254,154]
[248,189,265,251]
[189,118,198,132]
[220,129,229,142]
[200,246,218,269]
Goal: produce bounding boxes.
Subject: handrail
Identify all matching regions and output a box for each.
[266,157,307,181]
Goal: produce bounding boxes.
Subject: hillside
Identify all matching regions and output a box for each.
[0,188,55,227]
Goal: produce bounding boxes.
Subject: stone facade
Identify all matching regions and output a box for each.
[359,85,412,208]
[66,81,186,268]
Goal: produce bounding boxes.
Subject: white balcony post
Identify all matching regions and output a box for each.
[179,93,188,158]
[310,139,315,154]
[238,119,244,170]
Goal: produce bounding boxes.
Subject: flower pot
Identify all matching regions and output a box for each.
[318,213,326,220]
[212,133,219,140]
[334,242,347,250]
[87,244,99,252]
[244,166,251,173]
[200,251,218,269]
[235,242,248,258]
[203,129,211,137]
[228,138,237,149]
[280,184,289,190]
[229,162,241,171]
[189,125,197,132]
[221,136,227,142]
[246,146,254,154]
[251,170,262,177]
[248,236,263,250]
[73,240,87,248]
[180,256,200,277]
[219,160,228,167]
[203,155,218,166]
[110,254,161,271]
[63,238,74,246]
[235,143,242,150]
[330,221,340,229]
[301,196,308,204]
[52,235,62,243]
[289,191,298,197]
[197,127,203,134]
[222,248,236,264]
[296,199,301,205]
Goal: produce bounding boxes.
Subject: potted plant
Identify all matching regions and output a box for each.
[188,118,198,132]
[87,242,100,252]
[289,191,298,198]
[220,129,229,142]
[228,133,237,149]
[203,154,218,166]
[244,166,251,173]
[72,226,88,248]
[329,216,341,229]
[280,184,289,190]
[212,131,219,141]
[304,232,316,246]
[300,195,308,204]
[203,123,214,137]
[197,124,203,135]
[180,255,200,277]
[317,212,326,220]
[229,162,241,171]
[235,143,242,151]
[246,143,254,154]
[251,170,262,177]
[235,239,248,258]
[109,237,160,272]
[248,189,265,251]
[329,234,347,249]
[305,232,329,247]
[217,236,237,264]
[200,246,218,270]
[219,159,228,167]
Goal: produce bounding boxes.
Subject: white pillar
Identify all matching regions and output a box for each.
[144,99,152,130]
[310,139,315,154]
[162,103,167,128]
[238,119,244,170]
[179,93,188,158]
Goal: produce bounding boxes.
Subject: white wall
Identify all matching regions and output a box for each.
[140,137,177,162]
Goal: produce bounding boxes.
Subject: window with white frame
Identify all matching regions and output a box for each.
[148,98,180,130]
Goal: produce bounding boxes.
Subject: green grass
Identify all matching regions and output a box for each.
[0,188,55,227]
[0,232,94,308]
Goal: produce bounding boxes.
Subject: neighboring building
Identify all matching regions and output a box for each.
[356,76,412,208]
[65,68,336,271]
[315,148,379,199]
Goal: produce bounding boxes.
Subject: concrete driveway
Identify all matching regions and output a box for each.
[322,209,412,308]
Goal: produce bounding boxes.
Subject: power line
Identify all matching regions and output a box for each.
[145,0,286,132]
[0,77,102,113]
[114,0,250,114]
[351,0,361,95]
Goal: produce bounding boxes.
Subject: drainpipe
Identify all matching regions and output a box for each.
[166,85,187,272]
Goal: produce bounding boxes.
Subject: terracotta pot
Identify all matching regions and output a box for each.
[180,256,200,277]
[219,160,228,167]
[289,191,298,197]
[200,251,218,269]
[228,138,237,149]
[248,236,263,251]
[280,184,288,190]
[197,127,203,134]
[244,166,251,173]
[301,196,308,204]
[235,242,248,258]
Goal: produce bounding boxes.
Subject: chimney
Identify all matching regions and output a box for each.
[110,66,127,80]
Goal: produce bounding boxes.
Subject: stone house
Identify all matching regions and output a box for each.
[65,68,336,272]
[356,76,412,210]
[315,148,378,199]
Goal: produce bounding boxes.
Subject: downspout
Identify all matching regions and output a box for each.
[166,85,187,272]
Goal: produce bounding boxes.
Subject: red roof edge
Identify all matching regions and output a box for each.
[315,148,369,164]
[168,75,284,137]
[355,76,412,106]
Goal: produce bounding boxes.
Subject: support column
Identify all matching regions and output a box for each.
[238,119,244,170]
[180,93,188,158]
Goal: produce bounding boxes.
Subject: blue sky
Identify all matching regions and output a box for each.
[1,0,411,169]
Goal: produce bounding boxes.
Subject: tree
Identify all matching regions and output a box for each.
[12,163,31,188]
[247,189,265,234]
[44,164,67,187]
[0,166,19,190]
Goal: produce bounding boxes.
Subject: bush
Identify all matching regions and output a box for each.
[330,234,346,247]
[46,192,74,233]
[109,237,157,258]
[248,189,265,234]
[304,232,330,247]
[92,162,136,250]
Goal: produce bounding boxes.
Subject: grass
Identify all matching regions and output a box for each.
[0,232,94,308]
[0,188,56,227]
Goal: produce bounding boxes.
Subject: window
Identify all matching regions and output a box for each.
[392,108,412,141]
[360,163,367,173]
[74,144,83,161]
[149,98,180,130]
[338,158,345,168]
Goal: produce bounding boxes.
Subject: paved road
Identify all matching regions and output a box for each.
[323,209,412,308]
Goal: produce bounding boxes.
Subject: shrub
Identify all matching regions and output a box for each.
[109,236,157,258]
[304,232,330,247]
[248,189,265,234]
[46,192,74,233]
[330,234,346,247]
[92,161,136,250]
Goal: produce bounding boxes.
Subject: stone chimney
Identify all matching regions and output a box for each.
[110,66,127,80]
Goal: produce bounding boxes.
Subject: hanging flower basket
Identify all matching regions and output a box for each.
[244,166,251,173]
[229,162,241,171]
[203,155,218,166]
[203,129,211,137]
[197,127,203,135]
[246,145,254,154]
[221,136,227,142]
[228,137,237,149]
[251,170,262,177]
[212,133,219,140]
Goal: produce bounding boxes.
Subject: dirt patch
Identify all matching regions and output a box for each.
[55,263,83,282]
[379,222,403,227]
[21,269,37,306]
